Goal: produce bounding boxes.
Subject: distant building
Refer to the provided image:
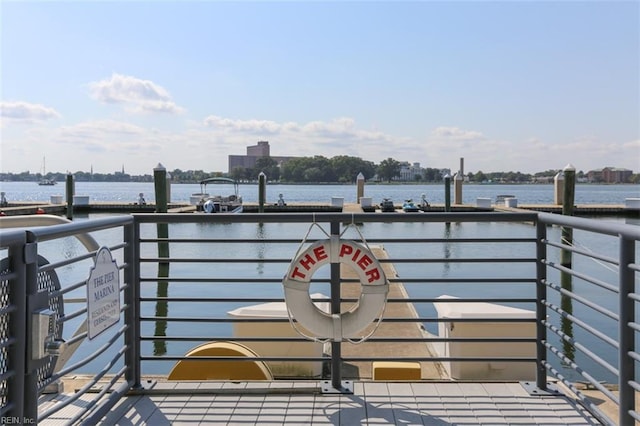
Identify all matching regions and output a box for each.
[397,162,424,181]
[587,167,633,183]
[228,141,295,172]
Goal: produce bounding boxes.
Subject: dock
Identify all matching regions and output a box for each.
[0,201,636,216]
[339,244,445,380]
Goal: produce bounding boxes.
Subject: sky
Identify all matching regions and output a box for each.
[1,1,639,176]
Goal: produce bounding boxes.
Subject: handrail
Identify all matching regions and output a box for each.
[0,214,101,252]
[0,211,637,425]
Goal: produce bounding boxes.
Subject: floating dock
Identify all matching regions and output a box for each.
[338,245,445,380]
[0,201,636,216]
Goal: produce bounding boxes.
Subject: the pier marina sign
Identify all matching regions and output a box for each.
[86,247,120,339]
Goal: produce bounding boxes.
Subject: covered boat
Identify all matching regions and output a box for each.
[196,177,243,213]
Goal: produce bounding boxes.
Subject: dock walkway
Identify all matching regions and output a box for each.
[338,244,445,380]
[40,379,600,425]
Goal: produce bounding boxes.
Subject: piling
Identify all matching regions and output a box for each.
[65,173,74,220]
[454,172,463,205]
[258,172,266,213]
[154,164,168,213]
[356,172,365,203]
[554,171,564,205]
[444,174,451,212]
[560,163,576,361]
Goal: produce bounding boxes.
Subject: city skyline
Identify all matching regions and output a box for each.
[1,1,639,176]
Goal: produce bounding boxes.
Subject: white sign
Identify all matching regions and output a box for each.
[86,247,120,340]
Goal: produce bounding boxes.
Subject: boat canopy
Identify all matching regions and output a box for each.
[199,177,238,185]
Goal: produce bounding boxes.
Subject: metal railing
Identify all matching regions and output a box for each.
[0,211,637,425]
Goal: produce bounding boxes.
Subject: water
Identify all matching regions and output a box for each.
[2,182,639,383]
[1,181,638,205]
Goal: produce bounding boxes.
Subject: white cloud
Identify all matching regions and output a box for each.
[431,126,485,141]
[0,101,61,122]
[88,74,185,114]
[203,116,281,134]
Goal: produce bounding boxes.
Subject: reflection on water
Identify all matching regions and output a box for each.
[154,280,168,356]
[256,222,266,275]
[154,222,170,356]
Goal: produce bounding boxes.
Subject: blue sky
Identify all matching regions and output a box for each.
[1,1,638,176]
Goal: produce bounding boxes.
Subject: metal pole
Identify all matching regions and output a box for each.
[618,236,635,426]
[330,219,342,391]
[560,164,575,361]
[535,220,548,391]
[65,173,74,220]
[124,220,142,389]
[23,231,39,422]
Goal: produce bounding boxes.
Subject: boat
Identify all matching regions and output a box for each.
[38,178,57,186]
[402,199,420,212]
[196,177,243,213]
[38,157,57,186]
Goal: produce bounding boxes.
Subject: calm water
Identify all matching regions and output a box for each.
[2,182,639,382]
[1,181,638,205]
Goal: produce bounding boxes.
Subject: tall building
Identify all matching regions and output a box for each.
[228,141,295,172]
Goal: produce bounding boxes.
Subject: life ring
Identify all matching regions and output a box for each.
[283,239,389,341]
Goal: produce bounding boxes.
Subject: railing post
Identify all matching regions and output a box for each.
[7,233,27,420]
[124,219,142,389]
[535,219,548,391]
[330,219,343,390]
[618,236,635,425]
[23,232,39,422]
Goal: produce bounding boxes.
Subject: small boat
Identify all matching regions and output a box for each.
[38,178,57,186]
[402,199,420,213]
[38,157,57,186]
[196,177,243,213]
[380,198,395,212]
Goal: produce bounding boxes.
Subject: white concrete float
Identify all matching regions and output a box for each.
[504,197,518,208]
[331,197,344,208]
[73,195,90,205]
[227,294,329,378]
[433,295,536,381]
[359,197,373,208]
[625,198,640,210]
[476,197,491,208]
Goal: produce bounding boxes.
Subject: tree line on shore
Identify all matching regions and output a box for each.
[1,155,637,184]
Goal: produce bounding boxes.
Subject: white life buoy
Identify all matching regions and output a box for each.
[283,238,389,341]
